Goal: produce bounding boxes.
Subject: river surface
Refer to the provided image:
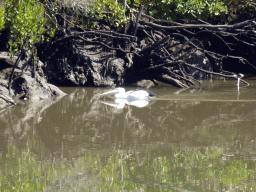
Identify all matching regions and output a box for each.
[1,78,256,191]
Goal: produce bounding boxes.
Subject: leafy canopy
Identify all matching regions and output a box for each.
[4,0,47,54]
[0,7,4,30]
[92,0,228,27]
[93,0,128,27]
[134,0,228,20]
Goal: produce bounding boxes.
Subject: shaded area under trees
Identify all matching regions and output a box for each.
[36,0,256,88]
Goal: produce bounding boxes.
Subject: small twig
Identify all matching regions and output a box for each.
[0,93,16,105]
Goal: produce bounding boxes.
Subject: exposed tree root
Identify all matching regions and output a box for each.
[38,0,256,88]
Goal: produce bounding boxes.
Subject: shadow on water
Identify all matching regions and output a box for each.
[1,79,256,191]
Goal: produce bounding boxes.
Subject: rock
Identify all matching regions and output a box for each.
[0,51,26,70]
[0,51,66,100]
[11,74,66,101]
[40,44,126,87]
[0,78,15,109]
[185,50,213,80]
[135,80,155,88]
[0,70,66,109]
[90,58,125,86]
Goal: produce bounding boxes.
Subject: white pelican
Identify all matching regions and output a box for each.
[99,88,156,100]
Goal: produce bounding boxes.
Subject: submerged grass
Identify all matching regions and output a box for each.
[0,141,53,191]
[1,132,256,191]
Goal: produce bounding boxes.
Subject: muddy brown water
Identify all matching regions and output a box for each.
[1,78,256,191]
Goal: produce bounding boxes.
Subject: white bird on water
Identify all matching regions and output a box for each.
[99,88,157,100]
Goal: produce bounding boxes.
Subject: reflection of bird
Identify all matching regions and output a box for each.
[99,88,157,100]
[100,100,126,109]
[100,99,149,109]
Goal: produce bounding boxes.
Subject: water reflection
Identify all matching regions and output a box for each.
[100,98,151,108]
[1,80,256,191]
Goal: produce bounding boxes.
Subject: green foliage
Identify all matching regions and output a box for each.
[129,0,228,21]
[0,7,4,30]
[176,0,228,16]
[93,0,128,27]
[4,0,47,54]
[84,11,98,29]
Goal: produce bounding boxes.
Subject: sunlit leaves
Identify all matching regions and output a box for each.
[4,0,47,54]
[0,8,5,30]
[50,28,56,38]
[139,0,228,21]
[93,0,128,28]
